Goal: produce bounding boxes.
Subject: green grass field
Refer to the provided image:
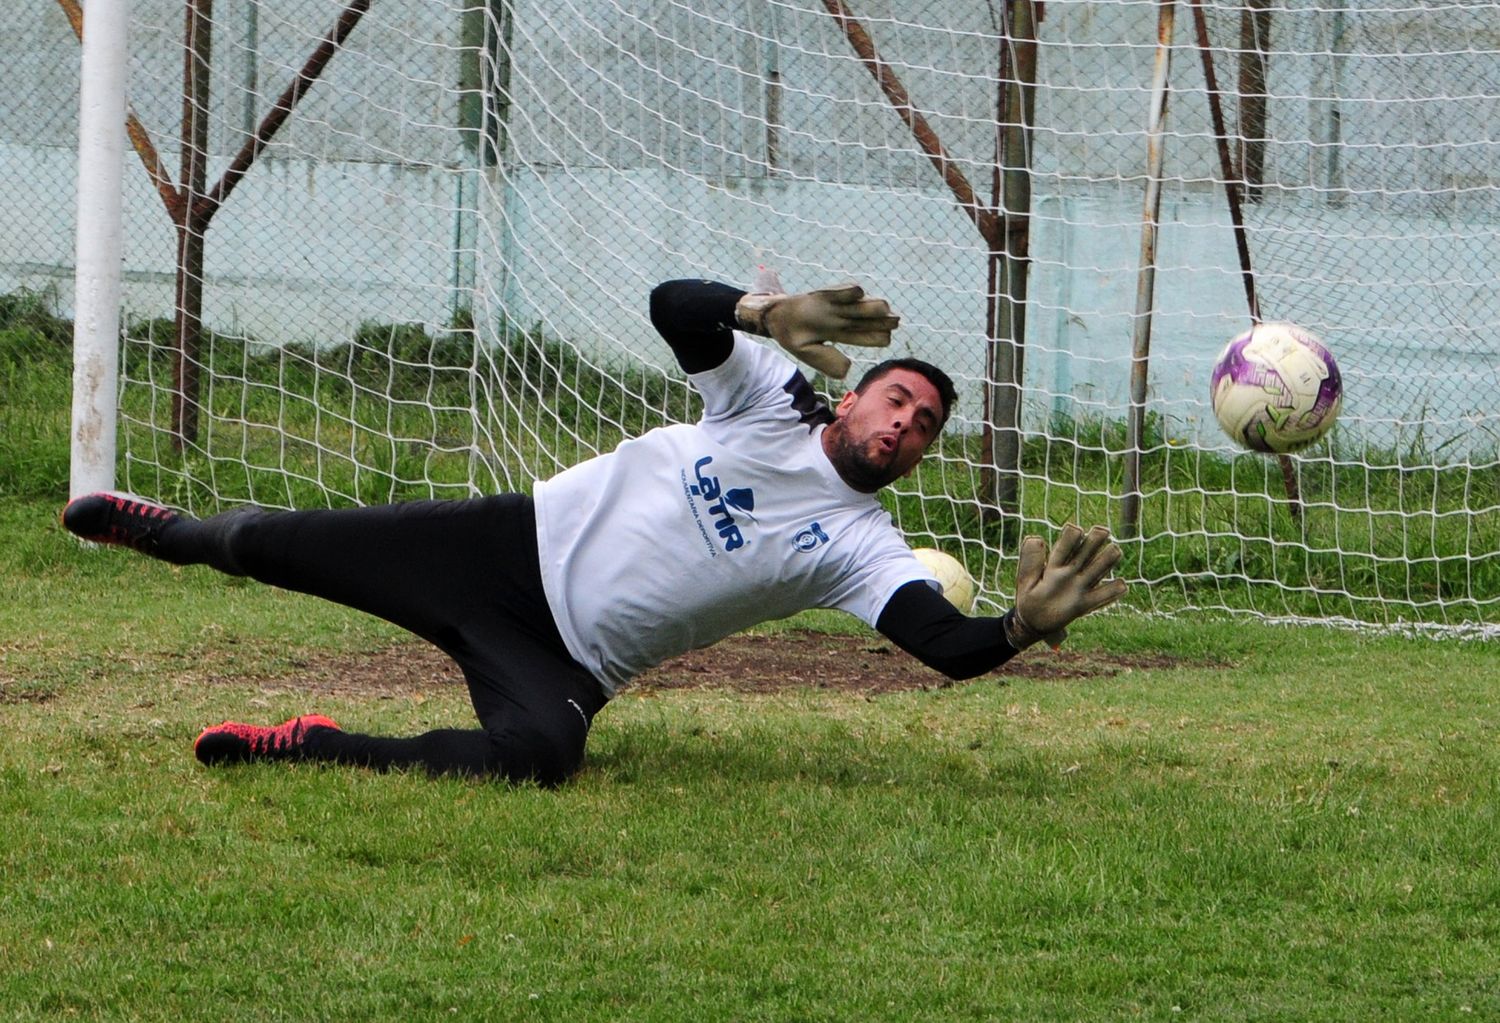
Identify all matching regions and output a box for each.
[3,495,1497,1022]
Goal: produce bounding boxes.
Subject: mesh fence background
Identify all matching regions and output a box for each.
[4,0,1497,634]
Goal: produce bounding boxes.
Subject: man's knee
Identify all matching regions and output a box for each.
[488,709,590,786]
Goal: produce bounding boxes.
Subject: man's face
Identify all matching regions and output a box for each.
[822,368,945,492]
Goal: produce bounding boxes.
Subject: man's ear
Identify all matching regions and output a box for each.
[833,391,858,417]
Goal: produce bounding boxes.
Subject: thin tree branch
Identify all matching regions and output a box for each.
[1189,0,1259,321]
[193,0,372,227]
[56,0,184,222]
[820,0,1001,249]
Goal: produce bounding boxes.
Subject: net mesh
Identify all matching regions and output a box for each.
[15,0,1498,635]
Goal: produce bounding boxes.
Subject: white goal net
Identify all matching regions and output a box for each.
[25,0,1500,636]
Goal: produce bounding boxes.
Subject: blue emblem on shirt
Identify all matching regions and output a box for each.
[792,522,830,553]
[724,488,755,515]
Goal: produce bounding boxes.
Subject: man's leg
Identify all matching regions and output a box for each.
[294,634,607,784]
[194,632,607,785]
[65,491,535,647]
[179,497,531,645]
[119,492,615,783]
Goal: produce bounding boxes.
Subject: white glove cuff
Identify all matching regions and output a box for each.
[734,292,784,337]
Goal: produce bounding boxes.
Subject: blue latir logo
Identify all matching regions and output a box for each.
[689,456,753,552]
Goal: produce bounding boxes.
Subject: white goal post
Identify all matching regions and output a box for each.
[67,0,129,497]
[44,0,1500,637]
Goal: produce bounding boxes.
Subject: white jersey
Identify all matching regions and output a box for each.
[534,335,937,695]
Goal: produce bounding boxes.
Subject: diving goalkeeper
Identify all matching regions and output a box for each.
[62,276,1127,784]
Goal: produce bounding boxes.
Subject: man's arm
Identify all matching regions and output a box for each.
[876,523,1129,681]
[876,581,1019,680]
[650,275,900,379]
[649,279,745,375]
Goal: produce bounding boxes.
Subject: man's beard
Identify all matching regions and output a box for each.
[824,423,899,492]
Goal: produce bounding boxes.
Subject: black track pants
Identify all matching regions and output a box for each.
[167,495,606,784]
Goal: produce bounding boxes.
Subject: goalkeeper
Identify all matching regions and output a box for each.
[62,276,1126,784]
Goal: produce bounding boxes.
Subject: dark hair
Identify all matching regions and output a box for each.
[853,358,957,427]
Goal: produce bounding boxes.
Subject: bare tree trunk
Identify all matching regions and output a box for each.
[981,0,1039,537]
[173,0,212,449]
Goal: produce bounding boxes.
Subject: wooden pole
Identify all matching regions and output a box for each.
[1121,0,1176,539]
[55,0,182,221]
[195,0,373,223]
[172,0,213,449]
[820,0,1001,247]
[982,0,1039,535]
[1191,0,1301,520]
[1237,0,1272,202]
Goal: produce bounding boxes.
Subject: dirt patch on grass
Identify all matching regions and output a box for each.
[210,631,1213,700]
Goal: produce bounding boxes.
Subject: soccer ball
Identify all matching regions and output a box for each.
[911,547,976,613]
[1210,321,1343,454]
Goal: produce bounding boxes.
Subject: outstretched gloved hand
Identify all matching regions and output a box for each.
[734,266,899,379]
[1002,523,1128,651]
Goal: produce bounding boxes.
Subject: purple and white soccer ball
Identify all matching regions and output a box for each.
[1210,321,1343,454]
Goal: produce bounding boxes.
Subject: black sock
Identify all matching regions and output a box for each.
[300,726,539,781]
[157,506,261,575]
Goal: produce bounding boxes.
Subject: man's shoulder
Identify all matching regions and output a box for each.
[705,359,832,438]
[695,334,831,424]
[778,367,835,430]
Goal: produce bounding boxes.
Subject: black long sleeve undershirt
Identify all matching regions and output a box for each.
[649,279,746,374]
[875,580,1020,680]
[649,278,1018,682]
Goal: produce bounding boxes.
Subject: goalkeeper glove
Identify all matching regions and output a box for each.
[734,266,899,379]
[1002,523,1128,651]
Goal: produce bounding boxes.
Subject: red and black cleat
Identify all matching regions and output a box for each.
[194,715,341,766]
[61,491,180,557]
